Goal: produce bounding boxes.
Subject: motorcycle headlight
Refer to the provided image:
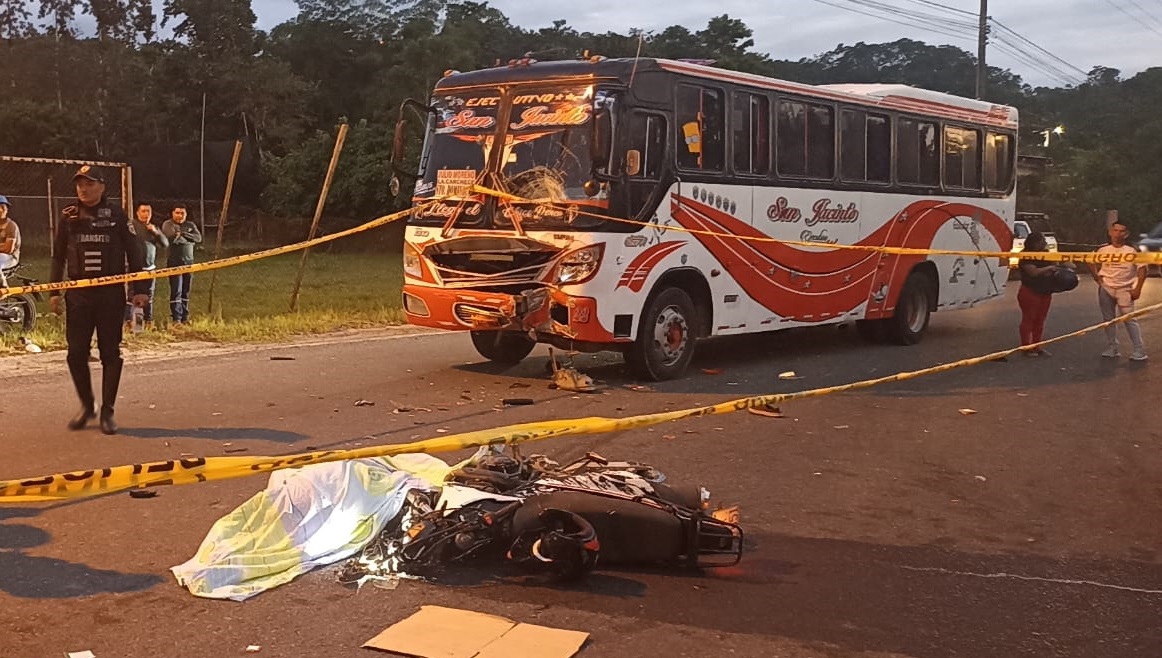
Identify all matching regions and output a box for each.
[403,242,424,279]
[555,243,604,285]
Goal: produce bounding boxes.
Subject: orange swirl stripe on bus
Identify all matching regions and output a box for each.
[616,241,686,292]
[670,196,1012,318]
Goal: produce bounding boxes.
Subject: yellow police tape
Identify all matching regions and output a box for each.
[5,189,1154,299]
[470,184,1162,266]
[0,202,431,297]
[3,298,1159,503]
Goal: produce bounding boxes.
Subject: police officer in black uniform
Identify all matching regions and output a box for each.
[49,166,151,435]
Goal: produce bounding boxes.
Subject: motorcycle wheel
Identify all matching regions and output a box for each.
[0,295,36,334]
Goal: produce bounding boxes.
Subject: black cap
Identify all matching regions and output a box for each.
[73,165,105,184]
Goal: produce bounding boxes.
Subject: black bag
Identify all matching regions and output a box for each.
[1050,266,1079,293]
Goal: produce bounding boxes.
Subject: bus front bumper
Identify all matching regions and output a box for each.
[402,284,616,343]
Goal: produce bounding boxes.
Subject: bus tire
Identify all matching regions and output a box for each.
[470,330,536,364]
[626,287,698,381]
[887,271,934,345]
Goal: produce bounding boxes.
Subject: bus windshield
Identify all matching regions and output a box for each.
[412,85,615,231]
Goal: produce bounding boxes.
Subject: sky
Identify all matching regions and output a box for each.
[245,0,1162,88]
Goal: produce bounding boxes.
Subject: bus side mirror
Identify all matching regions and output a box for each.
[388,98,435,185]
[391,118,407,169]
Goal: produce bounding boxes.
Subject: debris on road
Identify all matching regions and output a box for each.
[129,488,157,499]
[625,384,652,392]
[244,645,261,653]
[270,356,295,361]
[65,651,97,658]
[958,408,978,415]
[747,405,785,419]
[778,371,802,380]
[701,368,723,375]
[975,475,988,482]
[364,605,588,658]
[354,399,375,407]
[501,398,535,406]
[547,349,597,393]
[508,382,531,389]
[224,447,250,454]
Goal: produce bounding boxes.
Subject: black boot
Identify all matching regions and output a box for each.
[68,406,96,431]
[99,408,118,435]
[100,359,123,436]
[67,355,96,431]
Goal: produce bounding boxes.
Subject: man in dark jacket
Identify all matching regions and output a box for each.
[124,202,169,328]
[162,203,202,324]
[49,166,151,434]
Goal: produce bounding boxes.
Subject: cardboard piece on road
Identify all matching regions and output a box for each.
[364,605,588,658]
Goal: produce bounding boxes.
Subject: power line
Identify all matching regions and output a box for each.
[1123,0,1162,29]
[1104,0,1162,38]
[988,19,1088,80]
[810,0,1085,86]
[809,0,978,42]
[897,0,976,17]
[989,37,1081,86]
[843,0,980,30]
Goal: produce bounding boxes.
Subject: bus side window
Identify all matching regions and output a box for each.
[676,84,725,172]
[897,118,939,187]
[944,125,981,190]
[627,112,666,179]
[866,114,891,182]
[731,91,770,175]
[984,132,1015,192]
[777,99,834,179]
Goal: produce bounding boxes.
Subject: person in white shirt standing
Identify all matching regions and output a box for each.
[1090,222,1148,361]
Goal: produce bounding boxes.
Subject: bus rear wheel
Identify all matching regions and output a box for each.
[626,287,698,381]
[887,271,934,345]
[470,330,536,364]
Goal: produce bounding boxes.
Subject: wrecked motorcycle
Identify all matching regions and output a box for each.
[338,451,743,586]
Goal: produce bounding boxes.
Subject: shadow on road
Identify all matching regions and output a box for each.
[119,427,309,443]
[0,504,164,599]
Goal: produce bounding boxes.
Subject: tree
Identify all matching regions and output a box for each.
[163,0,257,56]
[0,0,34,40]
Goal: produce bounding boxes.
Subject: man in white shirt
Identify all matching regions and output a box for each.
[0,195,19,271]
[1090,222,1147,361]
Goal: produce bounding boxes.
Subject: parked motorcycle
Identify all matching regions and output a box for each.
[0,264,40,334]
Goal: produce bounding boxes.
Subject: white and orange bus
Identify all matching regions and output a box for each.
[392,57,1017,380]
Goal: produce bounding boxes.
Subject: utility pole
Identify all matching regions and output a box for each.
[976,0,988,99]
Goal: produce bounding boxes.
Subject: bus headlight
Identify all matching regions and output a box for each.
[403,243,424,278]
[556,243,604,285]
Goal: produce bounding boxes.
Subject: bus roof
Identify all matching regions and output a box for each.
[436,57,1018,129]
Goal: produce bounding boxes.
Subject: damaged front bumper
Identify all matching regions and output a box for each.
[403,284,618,345]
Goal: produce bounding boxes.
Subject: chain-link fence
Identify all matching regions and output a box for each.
[1,126,407,351]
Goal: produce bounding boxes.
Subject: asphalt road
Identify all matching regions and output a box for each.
[2,279,1161,658]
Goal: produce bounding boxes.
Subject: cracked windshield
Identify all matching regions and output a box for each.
[413,86,611,230]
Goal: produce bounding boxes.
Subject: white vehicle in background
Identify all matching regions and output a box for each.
[1010,212,1058,268]
[1136,220,1162,277]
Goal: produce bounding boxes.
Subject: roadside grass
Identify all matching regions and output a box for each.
[1,249,406,355]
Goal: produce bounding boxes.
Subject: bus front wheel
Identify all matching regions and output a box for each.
[626,287,698,381]
[470,330,536,364]
[887,271,934,345]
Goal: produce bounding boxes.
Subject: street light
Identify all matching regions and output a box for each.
[1041,124,1065,147]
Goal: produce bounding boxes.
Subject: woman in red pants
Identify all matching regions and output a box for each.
[1017,232,1059,356]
